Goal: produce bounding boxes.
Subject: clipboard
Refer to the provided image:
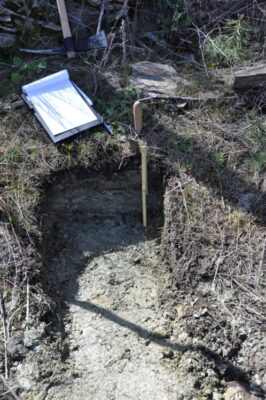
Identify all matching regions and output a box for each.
[21,70,105,143]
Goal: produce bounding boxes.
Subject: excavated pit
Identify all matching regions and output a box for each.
[37,164,192,399]
[17,164,256,399]
[40,165,164,300]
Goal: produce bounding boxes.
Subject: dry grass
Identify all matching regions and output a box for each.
[139,99,266,326]
[0,83,125,380]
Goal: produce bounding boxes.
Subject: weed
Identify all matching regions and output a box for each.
[228,209,247,227]
[244,120,266,151]
[184,187,195,210]
[214,152,225,167]
[247,151,266,172]
[80,54,94,67]
[95,86,140,134]
[157,0,191,39]
[204,19,252,67]
[244,120,266,171]
[11,56,47,85]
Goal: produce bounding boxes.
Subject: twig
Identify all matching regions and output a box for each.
[178,180,190,223]
[0,100,24,115]
[164,179,193,196]
[121,19,127,65]
[232,278,265,303]
[0,292,8,380]
[195,26,209,78]
[97,0,106,34]
[256,238,266,289]
[100,32,116,67]
[26,278,30,331]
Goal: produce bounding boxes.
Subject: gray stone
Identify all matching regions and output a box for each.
[213,393,224,400]
[0,32,16,48]
[129,61,191,97]
[237,192,256,212]
[232,63,266,91]
[23,324,45,348]
[7,331,26,359]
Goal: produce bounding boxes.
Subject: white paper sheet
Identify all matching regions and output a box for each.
[22,70,98,136]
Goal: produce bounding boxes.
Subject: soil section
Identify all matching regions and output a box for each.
[12,163,265,400]
[28,164,191,399]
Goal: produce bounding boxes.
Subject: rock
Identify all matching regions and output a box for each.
[194,308,208,319]
[7,331,27,360]
[231,64,266,91]
[18,376,35,392]
[224,382,250,400]
[213,391,224,400]
[176,304,188,319]
[0,32,16,48]
[16,354,40,393]
[129,61,191,97]
[237,193,256,212]
[23,324,45,348]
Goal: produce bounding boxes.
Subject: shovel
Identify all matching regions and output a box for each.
[20,0,107,57]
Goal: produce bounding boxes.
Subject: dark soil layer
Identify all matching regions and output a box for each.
[40,164,163,303]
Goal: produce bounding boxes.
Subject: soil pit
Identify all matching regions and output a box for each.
[14,165,264,400]
[40,166,164,294]
[36,165,191,399]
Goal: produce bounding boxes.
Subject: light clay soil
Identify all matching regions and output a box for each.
[41,168,186,399]
[46,241,182,400]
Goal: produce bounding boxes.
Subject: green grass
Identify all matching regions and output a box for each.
[204,19,252,67]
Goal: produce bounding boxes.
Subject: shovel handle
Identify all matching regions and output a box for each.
[56,0,75,58]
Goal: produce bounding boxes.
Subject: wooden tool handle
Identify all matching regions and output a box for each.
[140,144,148,227]
[56,0,75,58]
[133,100,142,132]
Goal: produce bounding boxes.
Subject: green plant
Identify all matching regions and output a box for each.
[80,54,94,66]
[244,120,266,151]
[11,56,47,85]
[214,151,225,167]
[247,151,266,172]
[95,86,140,133]
[157,0,191,39]
[204,19,252,67]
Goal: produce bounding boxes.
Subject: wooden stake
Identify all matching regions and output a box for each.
[56,0,75,59]
[133,100,148,227]
[140,143,148,227]
[133,100,142,131]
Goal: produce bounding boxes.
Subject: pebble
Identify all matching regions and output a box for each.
[213,393,224,400]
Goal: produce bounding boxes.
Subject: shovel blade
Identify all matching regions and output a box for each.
[75,31,108,52]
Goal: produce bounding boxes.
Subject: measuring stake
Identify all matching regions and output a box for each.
[133,101,148,227]
[140,143,148,227]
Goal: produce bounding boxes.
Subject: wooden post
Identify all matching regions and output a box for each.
[133,100,148,227]
[56,0,75,59]
[140,143,148,227]
[133,100,142,131]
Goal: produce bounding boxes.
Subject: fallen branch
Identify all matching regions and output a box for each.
[0,292,8,380]
[0,100,24,114]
